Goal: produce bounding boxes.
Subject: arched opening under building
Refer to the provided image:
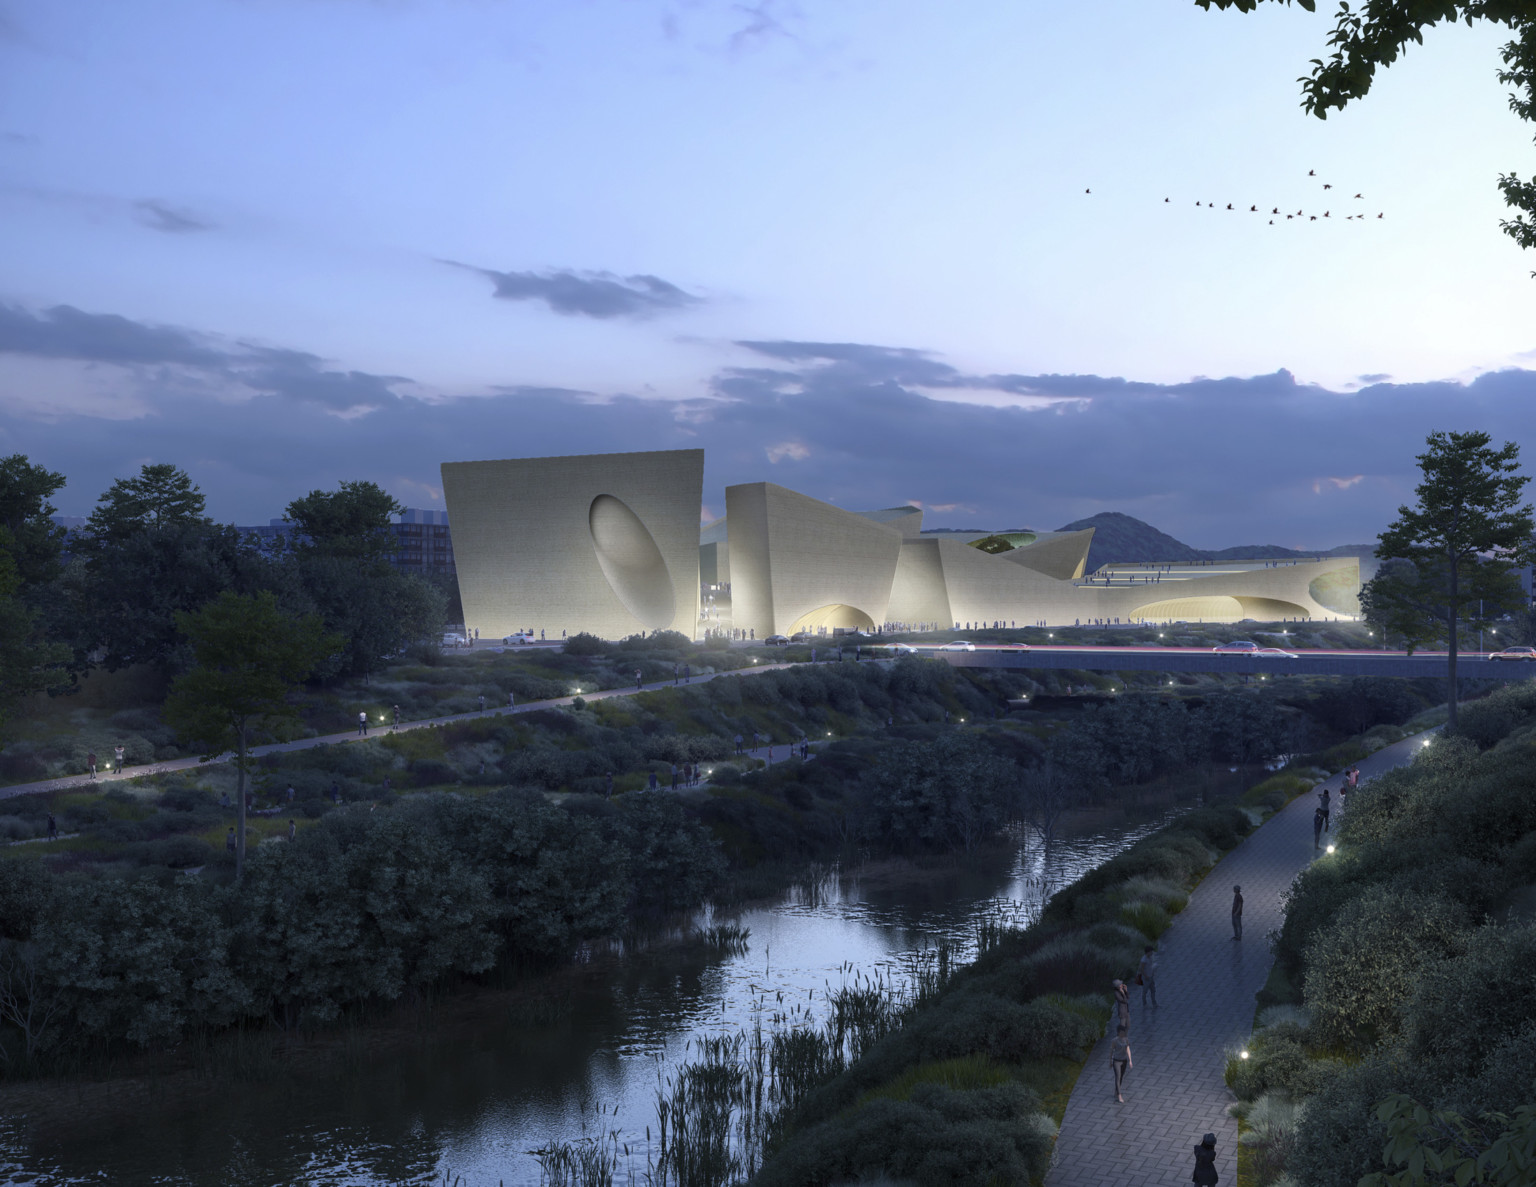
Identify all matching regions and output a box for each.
[1128,595,1311,624]
[786,604,876,634]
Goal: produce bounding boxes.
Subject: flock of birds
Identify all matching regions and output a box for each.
[1085,169,1385,224]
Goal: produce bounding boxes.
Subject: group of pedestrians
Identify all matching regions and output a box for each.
[1107,943,1160,1104]
[1312,766,1356,848]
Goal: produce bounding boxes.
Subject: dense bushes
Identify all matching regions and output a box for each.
[0,789,724,1064]
[1246,695,1536,1185]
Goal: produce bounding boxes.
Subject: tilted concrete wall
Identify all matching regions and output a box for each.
[725,482,902,637]
[441,449,703,640]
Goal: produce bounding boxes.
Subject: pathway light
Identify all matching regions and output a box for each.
[1239,1050,1250,1060]
[1326,844,1335,854]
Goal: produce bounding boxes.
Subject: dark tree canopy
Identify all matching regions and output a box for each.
[1197,1,1536,261]
[84,463,207,547]
[0,454,67,589]
[284,481,402,559]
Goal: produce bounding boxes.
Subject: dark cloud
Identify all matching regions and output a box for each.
[1357,373,1392,384]
[133,200,214,234]
[0,303,403,413]
[0,303,224,366]
[8,316,1536,550]
[445,261,702,319]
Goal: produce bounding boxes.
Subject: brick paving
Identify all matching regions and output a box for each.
[1044,729,1434,1187]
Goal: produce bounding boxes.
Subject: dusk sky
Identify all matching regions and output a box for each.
[4,0,1536,548]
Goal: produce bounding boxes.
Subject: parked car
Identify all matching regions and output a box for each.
[1255,647,1296,658]
[763,634,790,646]
[1490,645,1536,661]
[939,641,976,652]
[1212,640,1260,654]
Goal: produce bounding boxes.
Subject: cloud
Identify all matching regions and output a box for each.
[12,314,1536,551]
[0,131,36,145]
[445,261,703,319]
[0,303,405,415]
[765,440,810,463]
[1357,373,1392,384]
[133,200,215,234]
[728,1,802,53]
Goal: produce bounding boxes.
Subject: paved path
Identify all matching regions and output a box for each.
[0,655,860,801]
[1044,729,1435,1187]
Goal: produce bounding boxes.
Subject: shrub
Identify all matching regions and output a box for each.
[1303,887,1471,1051]
[1284,1053,1416,1187]
[561,632,609,656]
[1119,901,1171,941]
[755,1082,1054,1187]
[1401,923,1536,1089]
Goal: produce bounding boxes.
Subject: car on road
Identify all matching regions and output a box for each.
[1255,647,1296,658]
[939,641,976,652]
[763,634,790,646]
[1490,645,1536,661]
[892,643,919,655]
[503,632,534,645]
[991,643,1031,651]
[1212,640,1261,655]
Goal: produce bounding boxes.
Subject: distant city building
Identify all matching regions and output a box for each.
[441,449,1361,640]
[228,508,454,577]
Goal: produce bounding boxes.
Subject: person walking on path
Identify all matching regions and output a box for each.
[226,827,236,854]
[670,764,679,789]
[734,733,743,755]
[357,711,368,736]
[1112,979,1130,1034]
[673,663,680,686]
[1318,786,1331,832]
[46,812,57,840]
[1138,946,1158,1006]
[635,670,643,691]
[1313,807,1326,849]
[648,770,658,791]
[113,744,125,772]
[478,694,486,713]
[87,751,97,779]
[392,704,400,730]
[508,692,516,709]
[331,782,341,804]
[1110,1026,1131,1103]
[1191,1134,1219,1185]
[286,784,295,804]
[1231,885,1244,940]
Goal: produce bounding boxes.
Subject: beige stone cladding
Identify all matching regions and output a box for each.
[1074,556,1360,623]
[1004,529,1095,580]
[441,449,703,640]
[887,539,953,627]
[725,482,903,637]
[930,537,1082,627]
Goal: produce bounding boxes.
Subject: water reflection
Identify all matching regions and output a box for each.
[0,804,1187,1186]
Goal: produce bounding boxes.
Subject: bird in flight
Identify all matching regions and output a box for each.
[1377,212,1384,218]
[1164,197,1170,202]
[1353,193,1363,199]
[1249,205,1257,211]
[1085,188,1091,194]
[1286,214,1294,219]
[1309,169,1316,176]
[1271,207,1279,214]
[1324,210,1330,217]
[1310,215,1317,221]
[1226,203,1233,210]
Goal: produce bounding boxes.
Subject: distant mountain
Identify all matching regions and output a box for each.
[1055,512,1374,575]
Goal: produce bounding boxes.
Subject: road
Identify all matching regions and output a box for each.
[920,643,1534,678]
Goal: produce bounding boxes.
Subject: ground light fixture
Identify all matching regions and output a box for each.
[1326,844,1336,855]
[1239,1050,1250,1060]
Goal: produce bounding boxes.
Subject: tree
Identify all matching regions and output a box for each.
[162,592,337,879]
[0,546,71,726]
[284,480,402,560]
[1365,431,1535,730]
[84,463,207,547]
[1195,1,1536,264]
[0,454,68,588]
[1361,1094,1536,1187]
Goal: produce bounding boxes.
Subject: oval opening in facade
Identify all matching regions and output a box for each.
[589,494,676,630]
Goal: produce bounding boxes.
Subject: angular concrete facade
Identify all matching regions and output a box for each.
[441,448,1361,638]
[725,482,903,638]
[441,449,703,640]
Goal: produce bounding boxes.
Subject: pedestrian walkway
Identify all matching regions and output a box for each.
[0,658,814,802]
[1044,729,1434,1187]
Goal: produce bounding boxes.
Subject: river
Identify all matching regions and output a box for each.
[0,795,1205,1187]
